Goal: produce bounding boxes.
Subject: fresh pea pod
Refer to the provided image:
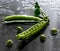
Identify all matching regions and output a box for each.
[3,15,42,21]
[16,20,49,40]
[4,20,39,23]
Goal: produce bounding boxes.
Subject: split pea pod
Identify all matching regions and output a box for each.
[16,20,49,40]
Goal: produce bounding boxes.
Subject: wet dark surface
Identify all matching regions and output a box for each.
[0,0,60,51]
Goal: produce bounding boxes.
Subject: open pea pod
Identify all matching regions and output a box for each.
[3,15,42,23]
[16,19,49,40]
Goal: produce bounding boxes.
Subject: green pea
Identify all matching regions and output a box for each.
[51,28,58,35]
[6,39,13,47]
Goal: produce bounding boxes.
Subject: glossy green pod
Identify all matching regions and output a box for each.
[16,20,48,40]
[3,15,42,21]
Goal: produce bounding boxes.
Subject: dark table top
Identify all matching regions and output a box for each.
[0,0,60,51]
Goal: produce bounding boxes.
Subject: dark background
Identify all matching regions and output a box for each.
[0,0,60,51]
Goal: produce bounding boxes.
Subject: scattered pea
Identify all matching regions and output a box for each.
[6,39,13,47]
[17,26,23,33]
[40,34,46,42]
[51,28,58,35]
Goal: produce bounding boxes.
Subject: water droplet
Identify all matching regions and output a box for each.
[11,0,14,1]
[1,1,5,3]
[16,0,19,2]
[0,5,2,8]
[20,12,24,14]
[50,7,58,10]
[22,1,25,4]
[57,11,60,15]
[6,7,9,9]
[5,10,15,15]
[40,3,48,6]
[16,7,20,11]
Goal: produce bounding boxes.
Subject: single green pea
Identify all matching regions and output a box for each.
[34,8,40,17]
[40,34,46,42]
[51,28,58,35]
[17,26,23,33]
[6,39,13,47]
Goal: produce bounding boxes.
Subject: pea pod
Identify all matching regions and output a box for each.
[3,15,42,21]
[16,20,49,40]
[4,20,39,23]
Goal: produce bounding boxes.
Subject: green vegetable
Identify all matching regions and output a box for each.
[40,7,48,17]
[4,20,38,23]
[6,39,13,47]
[34,2,40,17]
[16,20,49,40]
[43,17,50,22]
[17,26,23,33]
[51,28,58,35]
[34,8,40,17]
[35,2,40,8]
[40,34,46,42]
[3,15,42,21]
[34,1,48,18]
